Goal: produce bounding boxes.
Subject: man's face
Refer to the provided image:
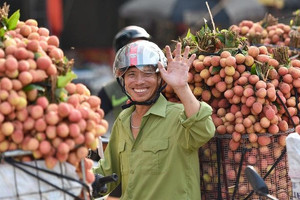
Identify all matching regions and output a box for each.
[123,67,160,102]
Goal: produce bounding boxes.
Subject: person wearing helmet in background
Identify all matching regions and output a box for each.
[93,26,151,200]
[93,40,215,199]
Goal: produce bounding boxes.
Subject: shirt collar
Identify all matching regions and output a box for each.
[144,94,167,118]
[119,94,168,120]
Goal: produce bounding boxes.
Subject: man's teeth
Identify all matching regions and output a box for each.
[134,89,147,92]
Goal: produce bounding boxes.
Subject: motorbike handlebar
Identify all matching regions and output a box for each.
[92,173,118,198]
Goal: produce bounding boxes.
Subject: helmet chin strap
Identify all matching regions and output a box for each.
[116,78,166,109]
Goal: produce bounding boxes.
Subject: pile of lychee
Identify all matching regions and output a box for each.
[0,18,107,186]
[164,44,300,151]
[230,20,292,46]
[165,43,299,199]
[229,18,300,59]
[165,13,300,200]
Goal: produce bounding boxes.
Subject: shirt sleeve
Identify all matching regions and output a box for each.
[178,101,216,150]
[92,122,122,194]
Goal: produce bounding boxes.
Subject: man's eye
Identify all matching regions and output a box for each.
[144,72,154,77]
[127,73,135,76]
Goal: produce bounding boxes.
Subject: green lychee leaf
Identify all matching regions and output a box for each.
[216,33,225,44]
[7,10,20,30]
[34,52,43,59]
[211,66,221,73]
[250,63,257,75]
[184,29,196,42]
[55,88,68,102]
[241,50,248,55]
[57,70,77,88]
[23,84,46,92]
[0,27,5,38]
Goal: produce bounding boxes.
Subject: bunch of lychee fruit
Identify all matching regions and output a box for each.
[164,44,300,151]
[0,18,107,186]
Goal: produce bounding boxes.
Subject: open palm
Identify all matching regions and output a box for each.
[158,43,196,90]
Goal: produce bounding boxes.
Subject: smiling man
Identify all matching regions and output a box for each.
[93,40,215,200]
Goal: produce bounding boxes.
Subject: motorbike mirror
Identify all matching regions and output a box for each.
[245,165,269,196]
[245,165,279,200]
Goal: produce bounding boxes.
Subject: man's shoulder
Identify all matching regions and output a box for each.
[115,107,131,122]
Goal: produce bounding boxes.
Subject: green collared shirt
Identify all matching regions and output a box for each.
[93,94,215,200]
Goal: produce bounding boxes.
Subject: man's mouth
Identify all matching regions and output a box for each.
[134,88,147,93]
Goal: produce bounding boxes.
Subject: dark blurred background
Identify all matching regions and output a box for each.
[3,0,300,94]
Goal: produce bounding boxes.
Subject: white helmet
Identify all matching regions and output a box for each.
[113,40,167,78]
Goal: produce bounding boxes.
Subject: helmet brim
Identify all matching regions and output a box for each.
[114,64,159,77]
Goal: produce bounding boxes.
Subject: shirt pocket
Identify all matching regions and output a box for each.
[142,139,169,174]
[118,140,129,175]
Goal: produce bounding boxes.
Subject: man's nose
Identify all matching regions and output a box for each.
[135,73,145,83]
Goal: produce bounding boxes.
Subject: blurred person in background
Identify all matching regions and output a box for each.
[93,40,215,199]
[91,25,151,200]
